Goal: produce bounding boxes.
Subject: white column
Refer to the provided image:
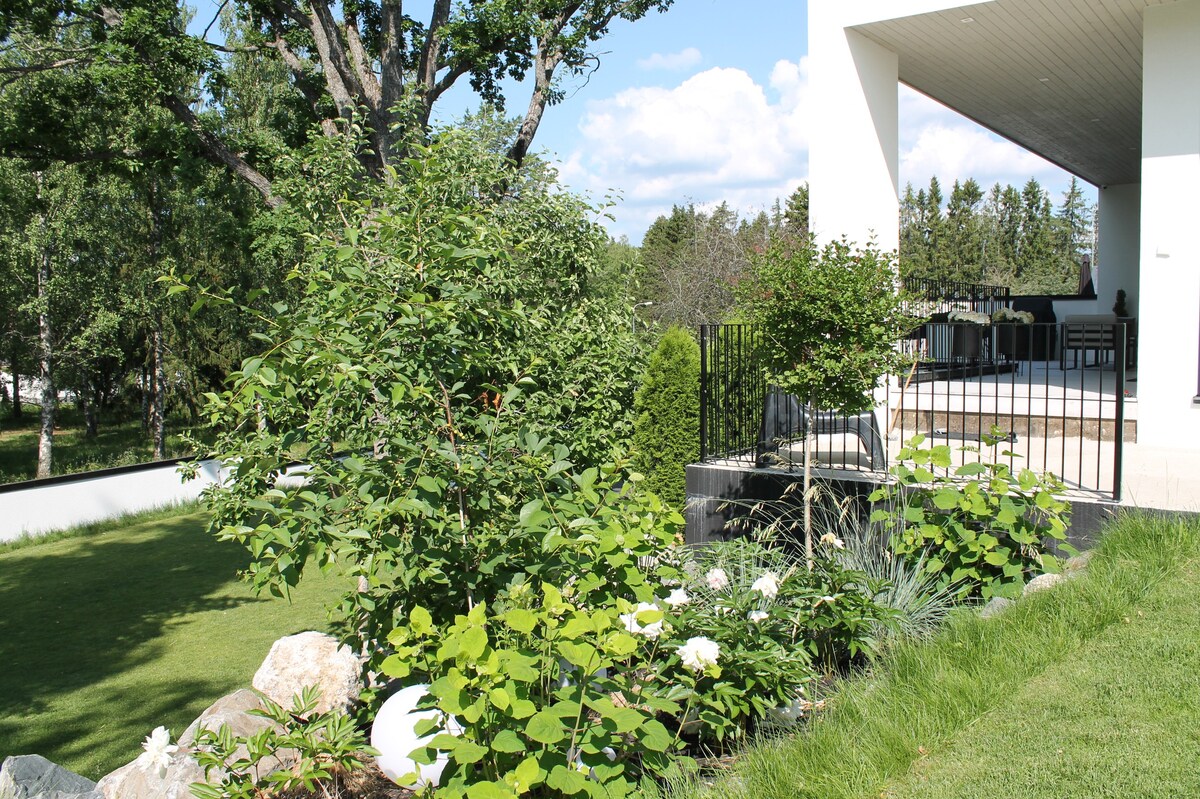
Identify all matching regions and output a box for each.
[1096,183,1140,315]
[808,6,900,252]
[1137,0,1200,447]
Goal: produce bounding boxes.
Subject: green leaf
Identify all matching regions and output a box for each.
[525,710,567,744]
[459,626,489,660]
[639,719,674,752]
[453,739,489,764]
[504,609,537,634]
[410,606,434,635]
[466,781,515,799]
[512,756,543,792]
[547,765,588,795]
[491,729,526,753]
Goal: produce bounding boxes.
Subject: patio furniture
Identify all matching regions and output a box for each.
[1060,314,1121,370]
[758,387,886,470]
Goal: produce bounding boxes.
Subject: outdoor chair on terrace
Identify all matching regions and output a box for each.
[1061,314,1121,370]
[757,387,886,471]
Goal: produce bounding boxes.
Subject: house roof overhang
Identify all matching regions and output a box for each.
[850,0,1171,187]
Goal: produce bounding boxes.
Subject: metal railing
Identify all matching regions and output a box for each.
[903,278,1011,318]
[699,321,1128,500]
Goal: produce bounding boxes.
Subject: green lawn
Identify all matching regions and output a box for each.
[0,509,350,780]
[667,512,1200,799]
[0,404,199,484]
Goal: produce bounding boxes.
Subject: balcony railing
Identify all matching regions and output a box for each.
[699,321,1128,500]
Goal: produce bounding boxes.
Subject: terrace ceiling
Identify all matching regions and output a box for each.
[852,0,1172,188]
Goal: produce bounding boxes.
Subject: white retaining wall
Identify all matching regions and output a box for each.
[0,459,226,542]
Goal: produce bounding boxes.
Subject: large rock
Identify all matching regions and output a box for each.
[980,597,1015,619]
[95,749,205,799]
[0,755,101,799]
[252,631,363,714]
[179,689,271,747]
[1023,572,1067,596]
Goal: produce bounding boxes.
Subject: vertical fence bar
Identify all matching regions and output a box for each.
[1114,322,1126,501]
[698,325,708,463]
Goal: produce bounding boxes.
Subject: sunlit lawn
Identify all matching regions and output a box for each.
[0,508,350,780]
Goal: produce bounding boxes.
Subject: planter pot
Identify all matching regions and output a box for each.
[951,324,988,359]
[994,324,1031,360]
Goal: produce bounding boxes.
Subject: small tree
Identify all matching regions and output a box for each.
[735,236,915,565]
[633,326,700,508]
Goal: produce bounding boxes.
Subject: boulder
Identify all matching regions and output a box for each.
[1023,572,1067,596]
[95,749,205,799]
[179,689,271,747]
[1065,550,1095,573]
[0,755,100,799]
[252,631,363,714]
[980,597,1015,619]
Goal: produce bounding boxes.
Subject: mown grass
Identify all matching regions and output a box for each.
[0,508,351,780]
[663,512,1200,799]
[0,404,201,484]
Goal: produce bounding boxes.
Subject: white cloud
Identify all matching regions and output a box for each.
[898,87,1069,191]
[556,61,1085,241]
[636,47,703,71]
[557,60,810,240]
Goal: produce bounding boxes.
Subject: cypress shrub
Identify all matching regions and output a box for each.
[633,326,700,508]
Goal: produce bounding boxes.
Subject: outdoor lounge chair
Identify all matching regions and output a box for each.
[1061,314,1121,370]
[758,386,886,470]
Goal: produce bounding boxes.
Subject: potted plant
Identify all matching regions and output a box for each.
[948,310,991,360]
[991,307,1035,360]
[1113,289,1131,319]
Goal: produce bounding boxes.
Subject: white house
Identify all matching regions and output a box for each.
[808,0,1200,451]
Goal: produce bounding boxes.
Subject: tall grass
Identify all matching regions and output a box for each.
[657,512,1199,799]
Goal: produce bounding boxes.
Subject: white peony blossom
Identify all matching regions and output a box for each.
[751,571,781,599]
[664,588,691,608]
[819,532,845,549]
[705,568,730,591]
[141,726,177,777]
[620,602,664,638]
[748,610,769,623]
[677,636,720,672]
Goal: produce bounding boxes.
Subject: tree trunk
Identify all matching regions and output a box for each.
[82,381,98,438]
[36,241,55,479]
[151,322,166,460]
[141,366,150,431]
[8,346,19,420]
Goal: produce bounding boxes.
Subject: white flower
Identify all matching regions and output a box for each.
[141,726,177,777]
[748,610,769,623]
[814,594,839,607]
[751,571,781,599]
[705,568,730,591]
[664,588,691,608]
[819,532,845,549]
[620,602,664,638]
[677,636,720,672]
[713,603,734,615]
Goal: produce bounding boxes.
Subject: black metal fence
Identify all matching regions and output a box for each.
[699,321,1129,500]
[903,278,1010,314]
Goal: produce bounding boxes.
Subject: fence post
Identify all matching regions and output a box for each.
[698,325,708,463]
[1113,321,1125,502]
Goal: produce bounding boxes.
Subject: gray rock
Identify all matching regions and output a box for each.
[980,597,1015,619]
[0,754,101,799]
[95,750,206,799]
[1065,550,1095,573]
[252,631,363,714]
[179,689,270,747]
[1023,572,1067,596]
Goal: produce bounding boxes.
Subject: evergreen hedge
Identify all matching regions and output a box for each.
[633,326,700,509]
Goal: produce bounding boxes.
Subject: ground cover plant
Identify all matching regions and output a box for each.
[0,508,349,780]
[657,512,1200,799]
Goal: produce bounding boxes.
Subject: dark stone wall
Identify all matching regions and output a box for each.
[685,461,1168,551]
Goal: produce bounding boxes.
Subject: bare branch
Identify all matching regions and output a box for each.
[160,94,283,208]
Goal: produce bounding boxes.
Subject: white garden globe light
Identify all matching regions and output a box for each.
[371,684,462,787]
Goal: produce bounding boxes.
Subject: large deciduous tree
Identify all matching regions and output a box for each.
[1,0,673,206]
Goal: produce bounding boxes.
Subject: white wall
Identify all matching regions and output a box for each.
[0,460,224,542]
[808,6,900,251]
[1097,183,1141,316]
[1137,0,1200,447]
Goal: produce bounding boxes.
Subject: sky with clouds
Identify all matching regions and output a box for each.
[189,0,1097,243]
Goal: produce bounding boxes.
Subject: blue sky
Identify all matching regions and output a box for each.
[188,1,1094,242]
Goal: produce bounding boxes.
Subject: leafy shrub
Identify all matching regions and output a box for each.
[190,686,373,799]
[869,433,1072,599]
[632,327,700,508]
[381,463,689,797]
